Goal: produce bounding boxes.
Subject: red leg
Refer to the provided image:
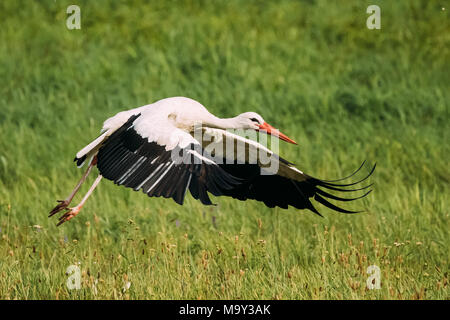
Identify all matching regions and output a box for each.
[57,174,103,226]
[49,156,97,217]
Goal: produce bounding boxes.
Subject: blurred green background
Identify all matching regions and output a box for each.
[0,0,448,299]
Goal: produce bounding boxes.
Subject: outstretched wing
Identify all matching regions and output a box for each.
[195,127,375,215]
[96,114,241,205]
[95,116,374,215]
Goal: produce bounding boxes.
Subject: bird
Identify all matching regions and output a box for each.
[49,96,374,226]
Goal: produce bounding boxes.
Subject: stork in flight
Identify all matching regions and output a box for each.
[49,97,374,226]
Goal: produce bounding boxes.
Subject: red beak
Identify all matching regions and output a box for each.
[257,122,297,145]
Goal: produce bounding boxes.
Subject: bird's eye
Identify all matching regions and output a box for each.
[250,118,259,123]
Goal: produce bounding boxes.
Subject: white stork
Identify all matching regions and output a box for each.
[50,97,374,226]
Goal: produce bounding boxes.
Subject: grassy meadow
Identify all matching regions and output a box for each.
[0,0,448,299]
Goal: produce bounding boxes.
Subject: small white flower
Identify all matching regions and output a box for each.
[123,281,131,292]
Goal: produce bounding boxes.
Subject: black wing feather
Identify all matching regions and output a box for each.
[217,161,375,215]
[96,114,241,206]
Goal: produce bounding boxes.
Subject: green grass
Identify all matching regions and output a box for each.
[0,0,448,299]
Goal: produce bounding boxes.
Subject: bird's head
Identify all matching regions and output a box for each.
[236,112,297,144]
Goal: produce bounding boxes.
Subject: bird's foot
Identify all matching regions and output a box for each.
[49,199,70,217]
[57,206,82,226]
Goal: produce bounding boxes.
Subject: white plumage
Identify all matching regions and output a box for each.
[50,96,374,226]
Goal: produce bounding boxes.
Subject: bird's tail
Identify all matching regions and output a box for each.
[74,130,110,167]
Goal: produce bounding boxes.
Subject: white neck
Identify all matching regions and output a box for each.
[203,114,241,129]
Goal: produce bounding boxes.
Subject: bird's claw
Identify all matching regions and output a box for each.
[49,199,70,217]
[56,206,81,226]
